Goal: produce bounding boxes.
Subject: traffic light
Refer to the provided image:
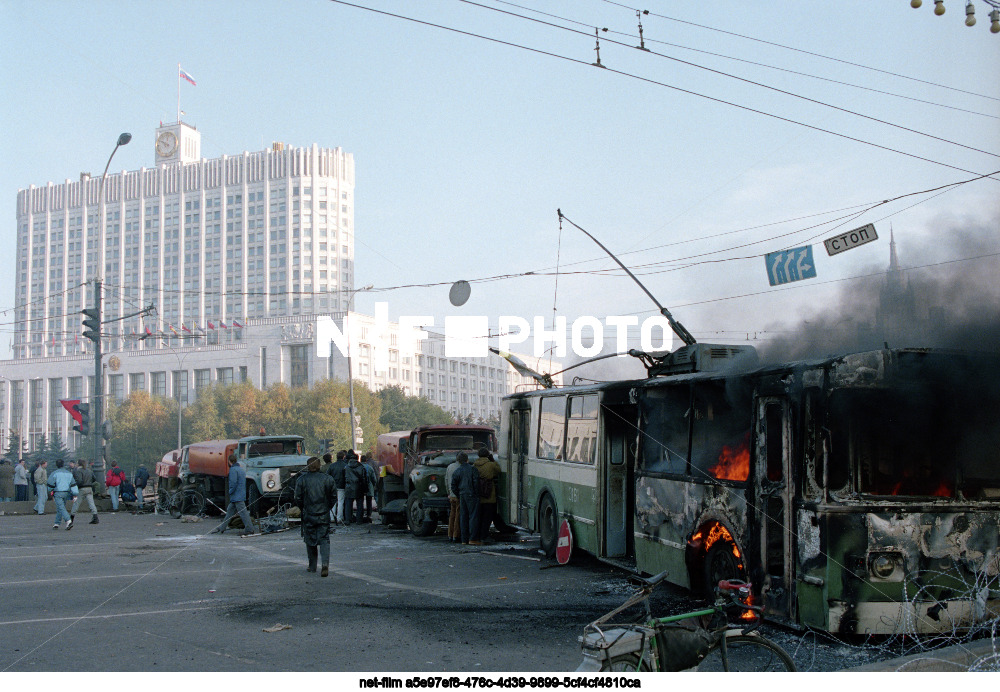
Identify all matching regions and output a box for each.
[73,402,90,436]
[82,308,101,343]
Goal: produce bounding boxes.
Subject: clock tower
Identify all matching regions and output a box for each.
[154,121,201,164]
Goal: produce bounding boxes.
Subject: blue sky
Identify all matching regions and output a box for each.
[2,0,998,369]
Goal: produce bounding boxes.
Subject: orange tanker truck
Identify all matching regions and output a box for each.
[156,434,310,517]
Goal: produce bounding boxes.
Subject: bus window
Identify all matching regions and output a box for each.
[537,396,566,460]
[829,388,1000,499]
[565,395,598,464]
[639,385,690,475]
[691,382,752,483]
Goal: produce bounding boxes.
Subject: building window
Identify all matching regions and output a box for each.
[173,370,188,405]
[289,344,309,389]
[195,369,211,393]
[109,375,125,403]
[239,366,248,383]
[217,367,234,386]
[261,347,267,388]
[151,372,167,397]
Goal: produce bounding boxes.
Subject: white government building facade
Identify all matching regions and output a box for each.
[0,124,557,456]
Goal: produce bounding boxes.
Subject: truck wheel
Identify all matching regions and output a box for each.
[246,480,262,518]
[703,540,745,597]
[538,495,558,557]
[406,491,436,537]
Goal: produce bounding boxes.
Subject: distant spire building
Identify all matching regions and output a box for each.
[875,228,919,346]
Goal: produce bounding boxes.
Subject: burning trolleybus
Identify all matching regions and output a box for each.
[497,345,1000,634]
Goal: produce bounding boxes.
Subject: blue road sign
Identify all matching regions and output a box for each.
[765,246,817,286]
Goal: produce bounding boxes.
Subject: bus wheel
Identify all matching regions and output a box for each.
[703,541,745,595]
[538,495,558,557]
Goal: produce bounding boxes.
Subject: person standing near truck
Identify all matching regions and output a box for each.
[361,454,377,523]
[294,455,337,576]
[210,453,255,536]
[473,447,501,543]
[133,465,150,509]
[329,450,348,524]
[450,452,481,545]
[343,451,365,525]
[445,455,462,543]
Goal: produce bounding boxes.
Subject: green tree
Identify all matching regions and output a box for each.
[184,387,226,442]
[46,431,72,463]
[4,430,27,460]
[215,382,264,438]
[377,384,453,431]
[106,391,177,476]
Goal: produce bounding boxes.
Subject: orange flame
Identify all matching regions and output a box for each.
[709,431,750,482]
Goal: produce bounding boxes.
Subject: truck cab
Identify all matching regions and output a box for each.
[377,425,497,536]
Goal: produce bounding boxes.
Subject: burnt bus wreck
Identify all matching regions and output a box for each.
[499,346,1000,634]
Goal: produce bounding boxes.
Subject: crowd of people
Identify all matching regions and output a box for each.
[289,446,509,574]
[0,456,153,526]
[2,444,515,575]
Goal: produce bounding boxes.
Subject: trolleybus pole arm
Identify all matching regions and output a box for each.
[557,209,696,347]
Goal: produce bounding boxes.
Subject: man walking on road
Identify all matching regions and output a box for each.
[47,459,79,530]
[450,452,481,545]
[294,455,337,576]
[33,460,48,515]
[210,453,255,536]
[70,460,99,525]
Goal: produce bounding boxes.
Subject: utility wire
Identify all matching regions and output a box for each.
[600,0,1000,103]
[327,1,998,180]
[458,0,1000,159]
[490,0,999,120]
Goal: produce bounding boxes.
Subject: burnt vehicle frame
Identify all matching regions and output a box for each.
[498,347,1000,634]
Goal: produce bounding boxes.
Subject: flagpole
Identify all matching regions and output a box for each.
[177,63,181,123]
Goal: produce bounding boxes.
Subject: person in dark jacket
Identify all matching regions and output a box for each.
[361,454,377,522]
[473,448,501,542]
[327,450,348,524]
[450,452,481,545]
[210,454,255,535]
[294,455,337,576]
[133,465,150,509]
[343,451,365,525]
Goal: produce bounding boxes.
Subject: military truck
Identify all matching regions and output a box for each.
[376,424,497,536]
[156,435,310,517]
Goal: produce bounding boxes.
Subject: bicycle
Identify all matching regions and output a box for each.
[577,571,796,672]
[155,486,207,519]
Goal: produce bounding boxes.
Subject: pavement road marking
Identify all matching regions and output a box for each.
[0,605,216,627]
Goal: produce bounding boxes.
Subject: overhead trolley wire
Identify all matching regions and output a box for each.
[599,0,1000,103]
[328,1,998,181]
[458,0,1000,159]
[490,0,999,120]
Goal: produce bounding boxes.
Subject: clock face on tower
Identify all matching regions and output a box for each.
[156,131,178,157]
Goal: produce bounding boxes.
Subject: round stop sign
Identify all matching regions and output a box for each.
[556,518,573,565]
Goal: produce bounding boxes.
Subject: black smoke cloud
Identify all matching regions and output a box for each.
[759,217,1000,363]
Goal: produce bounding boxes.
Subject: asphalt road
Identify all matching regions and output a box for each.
[0,509,909,673]
[0,510,643,673]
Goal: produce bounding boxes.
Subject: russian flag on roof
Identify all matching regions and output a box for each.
[179,68,196,86]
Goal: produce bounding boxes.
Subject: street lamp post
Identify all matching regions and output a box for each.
[337,285,373,452]
[91,132,131,482]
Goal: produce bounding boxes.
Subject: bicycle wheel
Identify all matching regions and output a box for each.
[180,490,206,516]
[602,654,650,672]
[696,634,795,672]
